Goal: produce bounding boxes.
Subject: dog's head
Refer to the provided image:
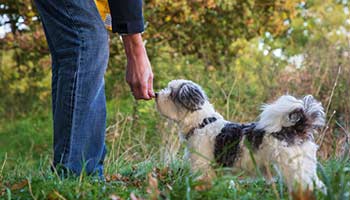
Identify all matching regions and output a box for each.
[155,80,207,121]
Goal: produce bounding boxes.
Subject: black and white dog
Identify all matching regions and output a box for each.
[155,80,326,192]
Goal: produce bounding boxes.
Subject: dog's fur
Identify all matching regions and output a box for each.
[155,79,326,193]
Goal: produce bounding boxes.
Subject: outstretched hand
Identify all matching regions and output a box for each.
[122,34,155,100]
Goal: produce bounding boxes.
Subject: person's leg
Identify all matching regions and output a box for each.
[34,0,109,176]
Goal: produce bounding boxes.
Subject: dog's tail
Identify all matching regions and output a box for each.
[256,95,325,134]
[302,95,326,128]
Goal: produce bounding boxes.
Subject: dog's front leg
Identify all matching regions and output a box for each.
[189,154,216,191]
[191,158,216,180]
[185,147,216,180]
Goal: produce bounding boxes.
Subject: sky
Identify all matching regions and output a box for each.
[0,15,10,38]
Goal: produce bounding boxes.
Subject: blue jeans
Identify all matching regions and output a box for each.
[34,0,109,176]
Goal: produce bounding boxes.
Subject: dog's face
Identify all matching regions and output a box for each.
[155,80,207,121]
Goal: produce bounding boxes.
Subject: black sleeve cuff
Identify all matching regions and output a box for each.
[107,0,145,34]
[111,19,144,34]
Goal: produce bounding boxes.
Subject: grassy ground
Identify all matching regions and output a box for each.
[0,98,349,200]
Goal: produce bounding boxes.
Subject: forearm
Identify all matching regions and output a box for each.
[122,33,154,100]
[122,33,146,61]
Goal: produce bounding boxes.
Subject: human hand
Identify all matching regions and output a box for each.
[122,34,155,100]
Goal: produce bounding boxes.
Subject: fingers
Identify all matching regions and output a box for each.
[140,82,150,100]
[129,80,152,100]
[130,84,149,100]
[148,73,155,98]
[125,58,154,100]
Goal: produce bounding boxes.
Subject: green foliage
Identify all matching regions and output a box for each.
[1,0,349,120]
[143,0,299,67]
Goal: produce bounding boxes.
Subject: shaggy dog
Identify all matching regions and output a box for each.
[155,79,326,193]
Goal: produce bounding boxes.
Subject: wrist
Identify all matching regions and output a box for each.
[122,33,146,59]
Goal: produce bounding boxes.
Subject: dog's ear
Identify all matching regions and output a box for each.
[174,82,206,111]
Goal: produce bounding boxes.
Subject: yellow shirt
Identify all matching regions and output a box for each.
[94,0,112,30]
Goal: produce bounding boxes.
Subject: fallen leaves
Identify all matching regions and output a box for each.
[10,179,28,191]
[194,178,212,191]
[0,186,4,196]
[105,173,142,188]
[153,167,171,181]
[109,194,122,200]
[0,179,28,197]
[146,173,160,200]
[130,192,144,200]
[47,190,67,200]
[106,173,127,182]
[105,166,173,200]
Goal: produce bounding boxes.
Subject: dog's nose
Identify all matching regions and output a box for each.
[155,92,159,98]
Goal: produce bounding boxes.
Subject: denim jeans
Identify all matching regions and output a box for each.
[34,0,109,176]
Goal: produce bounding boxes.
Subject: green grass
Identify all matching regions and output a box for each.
[0,99,349,199]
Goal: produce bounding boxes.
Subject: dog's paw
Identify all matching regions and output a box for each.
[291,188,316,200]
[194,176,213,191]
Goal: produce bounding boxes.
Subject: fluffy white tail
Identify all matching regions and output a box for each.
[302,95,325,128]
[256,95,325,133]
